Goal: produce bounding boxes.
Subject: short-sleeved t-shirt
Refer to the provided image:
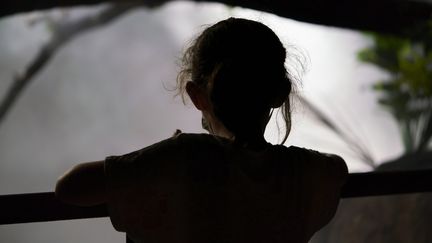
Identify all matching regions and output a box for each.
[105,133,348,243]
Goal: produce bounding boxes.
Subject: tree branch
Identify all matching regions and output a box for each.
[0,3,140,125]
[296,94,376,167]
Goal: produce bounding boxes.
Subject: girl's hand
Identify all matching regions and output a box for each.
[172,129,182,137]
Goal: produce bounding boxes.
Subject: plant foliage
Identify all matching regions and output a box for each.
[358,22,432,153]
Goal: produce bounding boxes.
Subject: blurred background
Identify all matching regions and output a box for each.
[0,1,430,242]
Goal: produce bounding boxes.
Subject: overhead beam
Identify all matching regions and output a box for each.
[2,0,432,36]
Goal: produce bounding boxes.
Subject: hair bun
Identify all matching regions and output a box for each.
[211,60,291,111]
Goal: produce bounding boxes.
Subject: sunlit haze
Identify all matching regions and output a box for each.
[0,2,404,242]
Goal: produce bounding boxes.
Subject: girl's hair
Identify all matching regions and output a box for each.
[177,17,296,144]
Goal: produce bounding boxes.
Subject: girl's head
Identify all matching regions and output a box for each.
[177,18,294,145]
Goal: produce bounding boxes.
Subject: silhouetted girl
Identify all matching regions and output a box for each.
[56,17,348,243]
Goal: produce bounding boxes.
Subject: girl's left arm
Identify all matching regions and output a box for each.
[55,161,106,206]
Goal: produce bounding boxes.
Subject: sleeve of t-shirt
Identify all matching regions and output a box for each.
[302,148,349,235]
[104,135,183,232]
[307,149,348,187]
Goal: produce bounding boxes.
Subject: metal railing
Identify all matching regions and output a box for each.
[1,169,432,242]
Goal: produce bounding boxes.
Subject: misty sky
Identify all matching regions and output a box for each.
[0,2,404,242]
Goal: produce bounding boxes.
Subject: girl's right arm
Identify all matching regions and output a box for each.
[55,161,106,206]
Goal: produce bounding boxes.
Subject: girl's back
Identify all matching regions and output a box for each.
[56,18,348,243]
[106,133,347,243]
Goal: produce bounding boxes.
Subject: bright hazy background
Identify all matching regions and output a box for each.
[0,2,403,242]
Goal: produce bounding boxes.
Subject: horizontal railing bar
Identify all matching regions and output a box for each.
[341,169,432,198]
[1,169,432,225]
[0,192,107,225]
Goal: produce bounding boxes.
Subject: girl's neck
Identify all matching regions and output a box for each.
[232,134,270,151]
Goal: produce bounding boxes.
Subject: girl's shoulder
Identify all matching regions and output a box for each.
[269,145,348,185]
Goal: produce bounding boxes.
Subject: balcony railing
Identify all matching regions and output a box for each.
[1,169,432,225]
[1,169,432,243]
